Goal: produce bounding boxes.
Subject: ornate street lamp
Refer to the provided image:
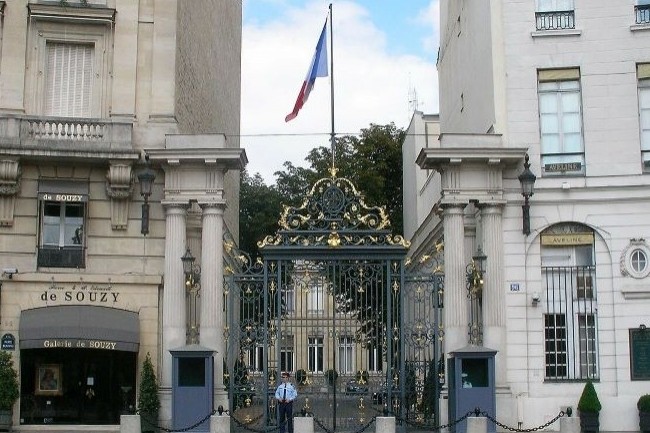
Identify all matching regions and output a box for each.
[137,166,156,236]
[518,154,537,236]
[466,246,487,345]
[181,248,201,344]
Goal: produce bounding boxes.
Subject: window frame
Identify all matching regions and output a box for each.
[538,70,585,176]
[637,67,650,169]
[25,8,114,118]
[307,336,324,373]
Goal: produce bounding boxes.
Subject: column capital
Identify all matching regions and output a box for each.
[162,201,190,213]
[198,200,226,212]
[441,203,466,215]
[478,202,505,215]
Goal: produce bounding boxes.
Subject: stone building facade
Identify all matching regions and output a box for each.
[404,1,650,430]
[0,0,243,428]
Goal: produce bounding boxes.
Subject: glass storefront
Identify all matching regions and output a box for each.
[19,348,137,425]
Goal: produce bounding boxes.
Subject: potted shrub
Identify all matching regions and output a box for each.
[0,351,19,430]
[638,394,650,433]
[324,369,338,387]
[138,353,160,433]
[577,380,601,432]
[296,369,308,386]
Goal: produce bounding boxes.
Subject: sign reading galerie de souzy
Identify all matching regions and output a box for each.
[42,339,119,350]
[41,281,119,304]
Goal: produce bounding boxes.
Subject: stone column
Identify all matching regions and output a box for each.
[162,203,188,387]
[199,202,227,407]
[480,204,506,385]
[442,204,468,353]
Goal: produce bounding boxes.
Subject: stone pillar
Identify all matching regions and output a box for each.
[210,414,230,433]
[442,204,468,353]
[480,204,506,385]
[199,202,227,407]
[375,417,396,433]
[467,416,488,433]
[161,203,188,387]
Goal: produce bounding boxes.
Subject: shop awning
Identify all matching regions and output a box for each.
[20,305,139,352]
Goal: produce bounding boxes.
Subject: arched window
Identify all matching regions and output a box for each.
[540,223,598,381]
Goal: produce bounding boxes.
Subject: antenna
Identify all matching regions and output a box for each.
[408,86,419,114]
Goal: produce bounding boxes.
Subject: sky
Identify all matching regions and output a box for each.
[241,0,440,184]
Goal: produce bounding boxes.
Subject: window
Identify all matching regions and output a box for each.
[307,284,324,314]
[541,226,598,381]
[636,0,650,24]
[247,344,264,372]
[284,284,295,314]
[308,336,324,372]
[338,336,354,373]
[281,335,294,373]
[535,0,575,30]
[631,249,648,274]
[26,4,114,118]
[538,69,585,175]
[45,42,94,118]
[638,64,650,168]
[38,181,88,268]
[367,346,383,372]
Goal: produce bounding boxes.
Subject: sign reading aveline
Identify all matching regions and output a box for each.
[545,162,582,173]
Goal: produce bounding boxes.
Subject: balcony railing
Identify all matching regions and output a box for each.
[535,10,576,31]
[0,114,133,151]
[38,246,85,269]
[636,4,650,24]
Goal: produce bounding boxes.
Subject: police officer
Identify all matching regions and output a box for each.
[274,372,297,433]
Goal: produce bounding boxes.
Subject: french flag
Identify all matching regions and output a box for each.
[285,20,329,122]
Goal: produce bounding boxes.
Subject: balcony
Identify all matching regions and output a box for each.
[636,4,650,24]
[37,246,85,269]
[0,114,135,160]
[535,10,576,31]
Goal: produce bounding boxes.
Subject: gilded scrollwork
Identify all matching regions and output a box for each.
[259,174,409,249]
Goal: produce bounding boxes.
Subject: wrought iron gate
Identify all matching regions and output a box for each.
[224,175,444,432]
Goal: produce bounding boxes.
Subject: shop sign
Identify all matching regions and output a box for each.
[43,339,118,350]
[41,281,119,304]
[1,334,15,351]
[544,162,581,173]
[541,232,594,246]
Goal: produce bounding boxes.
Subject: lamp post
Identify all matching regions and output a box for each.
[137,166,156,236]
[181,248,201,344]
[518,154,537,236]
[466,246,487,345]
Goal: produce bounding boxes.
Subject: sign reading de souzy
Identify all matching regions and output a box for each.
[38,192,88,202]
[41,281,119,304]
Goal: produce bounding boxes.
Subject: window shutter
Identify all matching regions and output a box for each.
[45,43,94,117]
[638,63,650,80]
[538,68,580,82]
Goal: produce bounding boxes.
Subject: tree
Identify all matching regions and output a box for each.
[239,170,283,257]
[274,123,405,234]
[138,353,160,433]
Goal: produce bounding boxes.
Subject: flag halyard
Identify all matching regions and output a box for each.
[285,19,329,122]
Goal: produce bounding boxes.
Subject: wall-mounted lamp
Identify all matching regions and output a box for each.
[518,154,537,236]
[531,292,540,307]
[137,165,156,236]
[181,248,201,344]
[466,246,487,290]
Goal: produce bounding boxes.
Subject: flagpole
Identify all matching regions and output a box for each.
[329,3,336,173]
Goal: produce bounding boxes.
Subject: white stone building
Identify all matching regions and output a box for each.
[0,0,243,428]
[404,1,650,430]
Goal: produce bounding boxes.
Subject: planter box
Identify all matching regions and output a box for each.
[579,411,599,433]
[640,411,650,433]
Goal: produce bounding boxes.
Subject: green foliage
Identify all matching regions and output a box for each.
[421,359,437,420]
[325,369,338,386]
[138,353,160,415]
[639,394,650,412]
[239,123,406,258]
[0,351,19,411]
[239,170,283,257]
[296,369,307,385]
[577,381,601,414]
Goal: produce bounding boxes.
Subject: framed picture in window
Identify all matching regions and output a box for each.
[35,364,62,395]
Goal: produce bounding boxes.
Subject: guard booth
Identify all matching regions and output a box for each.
[171,346,214,432]
[448,346,496,433]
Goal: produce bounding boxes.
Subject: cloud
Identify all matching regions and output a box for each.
[241,0,439,184]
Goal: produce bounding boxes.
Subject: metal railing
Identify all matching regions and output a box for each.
[636,4,650,24]
[535,10,576,30]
